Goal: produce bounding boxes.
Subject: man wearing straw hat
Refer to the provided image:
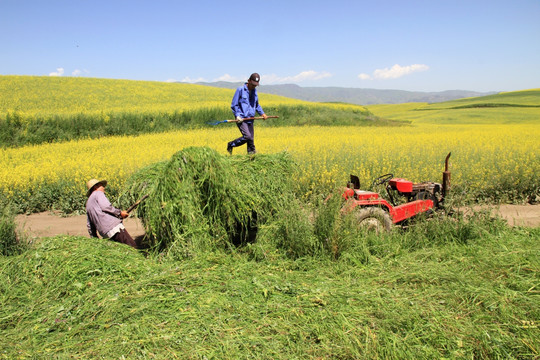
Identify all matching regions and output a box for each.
[86,179,137,249]
[227,72,268,155]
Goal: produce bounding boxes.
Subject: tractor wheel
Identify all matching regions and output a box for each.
[355,207,393,233]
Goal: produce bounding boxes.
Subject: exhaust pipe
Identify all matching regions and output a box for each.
[442,152,451,198]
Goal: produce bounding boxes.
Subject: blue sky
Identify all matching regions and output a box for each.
[1,0,539,92]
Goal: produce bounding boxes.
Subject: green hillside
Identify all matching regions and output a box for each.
[424,88,540,109]
[367,89,540,124]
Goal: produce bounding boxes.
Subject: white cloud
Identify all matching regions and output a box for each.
[358,64,429,81]
[182,76,208,83]
[49,68,64,76]
[264,70,332,84]
[374,64,429,79]
[72,69,82,76]
[214,74,243,82]
[358,73,371,80]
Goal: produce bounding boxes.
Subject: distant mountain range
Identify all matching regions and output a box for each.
[193,81,497,105]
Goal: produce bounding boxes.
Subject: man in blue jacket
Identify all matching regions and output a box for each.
[227,73,268,155]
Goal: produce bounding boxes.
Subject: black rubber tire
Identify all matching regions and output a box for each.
[355,207,393,233]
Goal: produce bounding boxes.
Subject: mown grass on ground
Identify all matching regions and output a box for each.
[1,214,538,359]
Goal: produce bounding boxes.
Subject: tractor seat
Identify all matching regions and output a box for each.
[389,178,413,193]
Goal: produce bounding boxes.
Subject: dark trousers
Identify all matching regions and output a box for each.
[111,228,137,249]
[228,122,255,153]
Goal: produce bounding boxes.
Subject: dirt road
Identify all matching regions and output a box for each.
[15,204,539,239]
[16,212,146,240]
[463,204,540,228]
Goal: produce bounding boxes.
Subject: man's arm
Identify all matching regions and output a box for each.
[87,214,98,238]
[230,87,243,117]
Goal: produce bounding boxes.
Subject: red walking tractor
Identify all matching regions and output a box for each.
[341,153,451,231]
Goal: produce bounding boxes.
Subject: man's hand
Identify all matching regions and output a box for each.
[120,210,129,219]
[236,116,243,124]
[262,114,268,120]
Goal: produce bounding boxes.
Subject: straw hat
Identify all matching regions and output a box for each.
[86,179,107,197]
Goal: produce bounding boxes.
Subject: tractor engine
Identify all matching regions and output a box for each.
[388,179,443,208]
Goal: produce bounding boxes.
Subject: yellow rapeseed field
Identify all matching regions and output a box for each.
[2,124,538,201]
[0,75,366,119]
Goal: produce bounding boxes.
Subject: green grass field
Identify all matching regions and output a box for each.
[2,215,538,358]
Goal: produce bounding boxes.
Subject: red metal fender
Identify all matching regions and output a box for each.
[343,199,434,224]
[389,200,433,223]
[342,199,393,214]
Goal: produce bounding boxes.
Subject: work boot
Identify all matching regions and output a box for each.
[247,150,257,155]
[227,143,233,155]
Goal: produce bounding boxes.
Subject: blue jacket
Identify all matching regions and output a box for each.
[231,83,264,122]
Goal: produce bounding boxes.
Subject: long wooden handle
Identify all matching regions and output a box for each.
[228,115,279,123]
[126,194,149,213]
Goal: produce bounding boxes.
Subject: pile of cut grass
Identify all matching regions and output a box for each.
[121,147,316,259]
